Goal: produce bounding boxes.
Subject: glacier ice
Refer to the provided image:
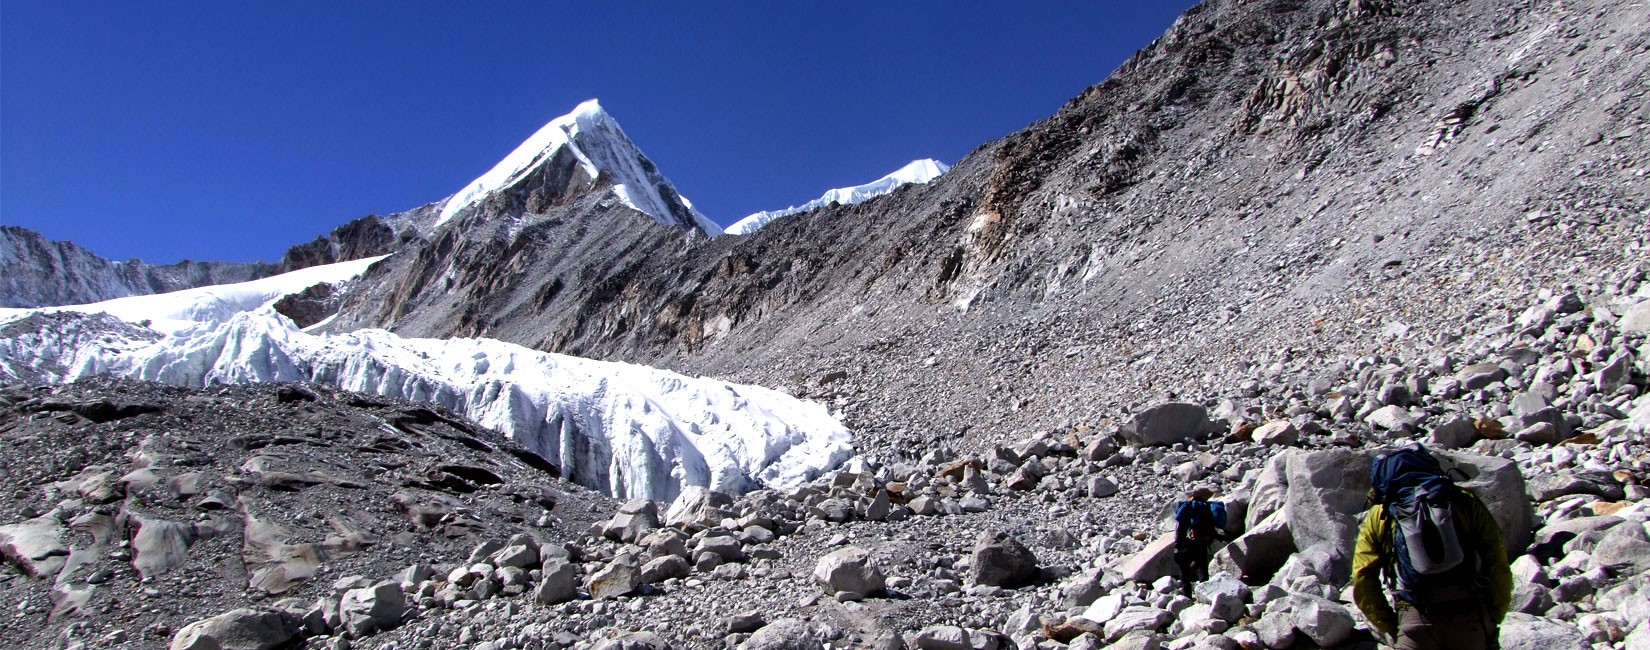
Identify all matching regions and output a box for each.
[436,100,723,237]
[0,259,851,501]
[725,159,949,235]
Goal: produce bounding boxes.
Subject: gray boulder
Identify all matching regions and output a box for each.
[604,499,661,543]
[1103,607,1173,643]
[640,555,691,583]
[1212,509,1294,584]
[1428,416,1479,449]
[740,619,822,650]
[169,608,299,650]
[1500,613,1589,650]
[1590,523,1650,575]
[970,529,1039,587]
[1367,405,1418,433]
[339,581,404,637]
[1120,403,1217,446]
[129,515,198,579]
[664,487,732,529]
[1251,420,1299,446]
[812,546,885,599]
[912,626,972,650]
[586,553,642,600]
[1284,593,1355,647]
[1282,449,1370,582]
[535,559,579,605]
[1114,532,1177,583]
[1440,451,1533,556]
[591,632,673,650]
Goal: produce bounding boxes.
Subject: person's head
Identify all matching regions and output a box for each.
[1189,487,1214,501]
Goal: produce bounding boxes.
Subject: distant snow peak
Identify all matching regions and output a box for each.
[436,100,722,237]
[726,159,950,235]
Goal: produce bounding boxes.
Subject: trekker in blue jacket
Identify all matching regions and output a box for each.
[1173,486,1229,597]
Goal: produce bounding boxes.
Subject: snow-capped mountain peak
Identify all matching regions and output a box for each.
[725,158,950,235]
[436,100,722,237]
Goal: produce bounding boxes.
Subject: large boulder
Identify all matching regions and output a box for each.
[1282,449,1371,583]
[1120,403,1218,446]
[1114,532,1177,583]
[1244,454,1291,530]
[740,619,823,650]
[535,559,579,605]
[586,553,643,600]
[970,529,1039,587]
[1590,523,1650,575]
[812,546,885,599]
[339,580,404,637]
[1439,451,1533,555]
[1500,613,1589,650]
[169,608,299,650]
[604,499,661,543]
[1211,510,1294,584]
[665,487,733,529]
[1282,594,1355,647]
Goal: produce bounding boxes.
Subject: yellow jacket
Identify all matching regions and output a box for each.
[1351,490,1513,637]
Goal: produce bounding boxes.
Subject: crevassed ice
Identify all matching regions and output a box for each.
[0,258,850,501]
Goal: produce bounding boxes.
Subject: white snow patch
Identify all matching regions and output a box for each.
[725,159,949,235]
[0,256,387,335]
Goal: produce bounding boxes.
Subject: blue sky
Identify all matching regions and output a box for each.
[2,2,1198,263]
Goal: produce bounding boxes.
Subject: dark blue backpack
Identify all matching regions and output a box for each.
[1369,445,1472,602]
[1174,499,1226,544]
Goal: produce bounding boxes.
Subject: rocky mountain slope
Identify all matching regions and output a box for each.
[3,0,1650,648]
[1,212,416,309]
[304,0,1648,464]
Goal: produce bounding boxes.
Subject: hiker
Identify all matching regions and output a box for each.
[1352,444,1512,650]
[1172,486,1228,597]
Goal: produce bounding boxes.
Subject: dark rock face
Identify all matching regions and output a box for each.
[276,215,401,273]
[0,226,276,308]
[2,213,408,309]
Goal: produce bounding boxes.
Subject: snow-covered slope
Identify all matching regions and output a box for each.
[437,100,722,237]
[0,256,387,335]
[725,159,949,235]
[0,260,850,501]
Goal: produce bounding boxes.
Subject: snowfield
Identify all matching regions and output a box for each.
[726,159,949,235]
[0,259,851,501]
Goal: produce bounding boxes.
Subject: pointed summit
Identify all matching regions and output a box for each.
[725,159,949,235]
[437,100,722,236]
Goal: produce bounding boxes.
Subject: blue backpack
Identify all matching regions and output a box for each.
[1369,445,1473,602]
[1174,499,1228,543]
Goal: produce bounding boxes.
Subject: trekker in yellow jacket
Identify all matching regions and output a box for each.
[1351,484,1513,649]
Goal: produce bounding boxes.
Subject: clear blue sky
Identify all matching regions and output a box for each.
[2,2,1198,263]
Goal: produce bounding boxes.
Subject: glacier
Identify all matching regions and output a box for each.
[0,260,851,501]
[436,100,723,237]
[725,159,949,235]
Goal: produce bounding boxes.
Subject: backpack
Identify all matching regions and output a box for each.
[1368,445,1474,602]
[1174,499,1224,544]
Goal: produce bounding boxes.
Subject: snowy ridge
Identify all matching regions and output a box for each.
[436,100,722,236]
[0,256,387,335]
[0,260,850,501]
[725,159,949,235]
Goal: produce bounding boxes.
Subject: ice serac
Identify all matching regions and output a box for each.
[725,159,949,235]
[436,100,722,237]
[0,261,850,502]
